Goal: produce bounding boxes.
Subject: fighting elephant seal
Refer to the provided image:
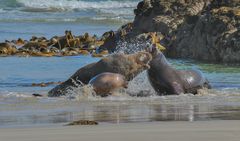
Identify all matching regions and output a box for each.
[89,72,128,97]
[147,46,211,95]
[48,51,152,97]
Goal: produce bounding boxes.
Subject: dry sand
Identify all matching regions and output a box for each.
[0,120,240,141]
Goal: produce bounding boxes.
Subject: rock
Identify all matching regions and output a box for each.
[79,50,90,55]
[99,31,118,53]
[32,93,44,97]
[169,5,240,63]
[17,41,51,56]
[0,42,17,56]
[91,50,108,58]
[1,30,109,57]
[32,81,62,87]
[30,36,48,42]
[51,30,81,49]
[11,38,25,46]
[65,120,98,126]
[20,41,48,51]
[113,0,240,64]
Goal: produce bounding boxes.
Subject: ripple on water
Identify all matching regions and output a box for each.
[0,87,240,127]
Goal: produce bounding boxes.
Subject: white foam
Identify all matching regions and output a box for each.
[0,8,5,13]
[17,0,138,11]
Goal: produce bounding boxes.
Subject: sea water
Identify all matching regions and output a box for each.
[0,0,240,128]
[0,0,138,41]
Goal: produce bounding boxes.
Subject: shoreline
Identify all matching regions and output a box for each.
[0,120,239,141]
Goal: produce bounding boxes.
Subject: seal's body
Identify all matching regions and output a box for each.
[48,51,152,97]
[89,72,128,97]
[148,47,211,95]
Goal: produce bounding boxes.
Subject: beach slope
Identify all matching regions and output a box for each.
[0,120,240,141]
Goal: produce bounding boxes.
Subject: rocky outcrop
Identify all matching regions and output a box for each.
[133,0,209,35]
[130,0,240,64]
[170,6,240,63]
[100,0,237,64]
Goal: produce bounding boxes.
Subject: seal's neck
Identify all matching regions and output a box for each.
[152,50,170,67]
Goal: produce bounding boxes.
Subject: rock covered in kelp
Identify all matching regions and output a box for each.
[113,32,166,54]
[0,30,109,57]
[0,42,17,56]
[31,81,62,87]
[99,23,135,53]
[50,30,81,49]
[11,38,25,46]
[99,24,166,54]
[65,120,98,126]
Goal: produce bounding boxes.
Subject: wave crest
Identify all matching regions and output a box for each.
[16,0,138,12]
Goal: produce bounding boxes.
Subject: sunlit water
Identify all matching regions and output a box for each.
[0,56,240,128]
[0,0,140,41]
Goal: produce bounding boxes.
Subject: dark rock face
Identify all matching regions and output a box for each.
[128,0,240,64]
[133,0,209,34]
[169,6,240,63]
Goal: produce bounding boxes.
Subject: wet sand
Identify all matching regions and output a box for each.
[0,120,239,141]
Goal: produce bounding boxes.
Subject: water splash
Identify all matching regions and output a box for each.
[127,71,156,97]
[115,38,151,54]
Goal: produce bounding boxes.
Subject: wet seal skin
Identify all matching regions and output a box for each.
[89,72,128,97]
[147,45,211,95]
[48,51,152,97]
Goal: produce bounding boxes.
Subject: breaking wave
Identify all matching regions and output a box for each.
[16,0,138,12]
[0,0,139,24]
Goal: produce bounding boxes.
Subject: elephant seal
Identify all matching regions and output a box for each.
[147,45,211,95]
[48,51,152,97]
[89,72,128,97]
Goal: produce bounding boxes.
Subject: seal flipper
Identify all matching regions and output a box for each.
[171,82,184,95]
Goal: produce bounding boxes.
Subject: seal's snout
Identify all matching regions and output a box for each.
[145,44,159,58]
[145,44,158,54]
[137,52,152,65]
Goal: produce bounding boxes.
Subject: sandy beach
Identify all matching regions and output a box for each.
[1,120,240,141]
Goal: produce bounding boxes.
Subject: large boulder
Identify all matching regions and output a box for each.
[169,6,240,63]
[107,0,239,64]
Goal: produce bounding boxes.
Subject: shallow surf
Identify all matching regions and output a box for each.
[0,56,239,127]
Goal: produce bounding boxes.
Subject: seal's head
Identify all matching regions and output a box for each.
[145,43,160,57]
[99,51,152,81]
[128,51,152,69]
